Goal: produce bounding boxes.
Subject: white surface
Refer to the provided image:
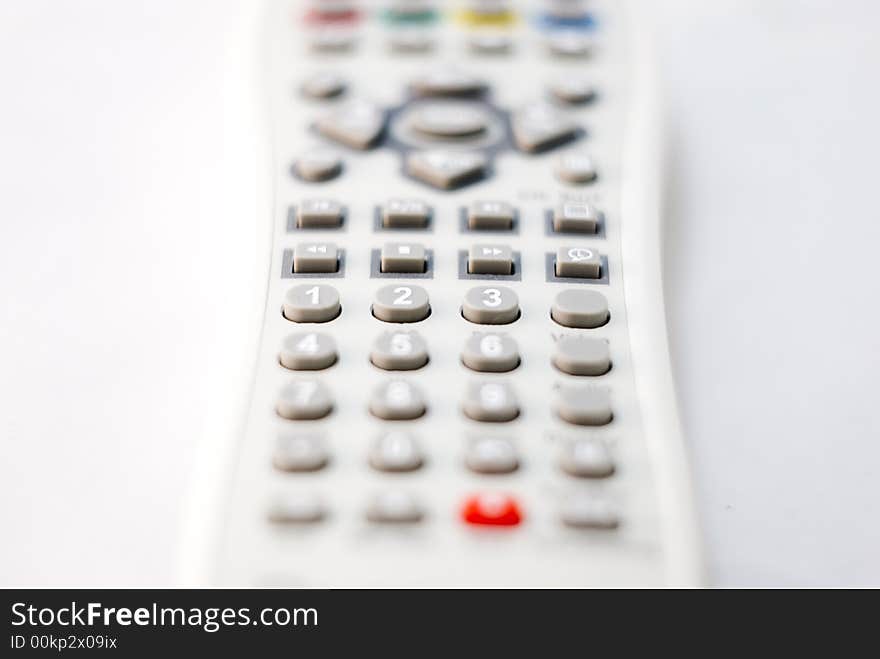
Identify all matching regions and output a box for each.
[1,0,878,586]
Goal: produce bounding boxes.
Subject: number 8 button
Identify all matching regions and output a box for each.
[373,284,431,323]
[462,286,520,324]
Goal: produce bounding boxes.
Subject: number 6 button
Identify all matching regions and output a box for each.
[283,284,341,323]
[373,284,431,323]
[462,286,520,324]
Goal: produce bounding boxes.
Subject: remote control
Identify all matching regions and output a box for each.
[185,0,703,587]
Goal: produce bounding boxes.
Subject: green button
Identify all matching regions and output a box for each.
[382,9,439,25]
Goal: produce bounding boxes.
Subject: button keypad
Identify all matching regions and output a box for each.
[260,7,642,544]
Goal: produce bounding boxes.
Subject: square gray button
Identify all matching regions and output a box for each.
[381,242,426,273]
[382,199,431,228]
[469,244,513,275]
[555,246,602,278]
[553,202,600,233]
[468,201,515,229]
[298,199,345,228]
[294,242,339,273]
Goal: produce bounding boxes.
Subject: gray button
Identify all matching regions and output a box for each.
[411,102,489,138]
[560,439,615,478]
[369,380,427,420]
[512,103,578,153]
[546,32,593,58]
[465,437,519,474]
[468,33,512,54]
[561,495,620,530]
[406,150,487,189]
[268,493,326,524]
[553,202,600,233]
[297,199,345,228]
[462,286,520,324]
[283,284,341,323]
[411,68,488,97]
[382,199,432,228]
[316,100,385,150]
[280,332,338,370]
[371,330,429,370]
[273,434,329,472]
[276,380,334,420]
[555,386,613,426]
[389,29,435,53]
[370,331,428,371]
[468,200,515,230]
[293,242,339,273]
[463,381,520,422]
[373,284,431,323]
[461,332,520,372]
[555,152,598,184]
[553,336,610,376]
[369,431,424,472]
[551,289,609,329]
[366,491,425,523]
[469,244,513,275]
[381,242,426,273]
[549,78,596,105]
[555,246,602,279]
[301,72,347,99]
[309,28,357,53]
[293,150,343,182]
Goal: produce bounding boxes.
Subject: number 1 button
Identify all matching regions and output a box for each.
[283,284,341,323]
[372,284,431,323]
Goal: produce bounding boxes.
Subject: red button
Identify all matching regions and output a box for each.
[304,9,362,25]
[461,493,522,527]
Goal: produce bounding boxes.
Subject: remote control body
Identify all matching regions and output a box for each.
[185,0,703,587]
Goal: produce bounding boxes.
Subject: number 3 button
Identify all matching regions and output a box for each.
[462,286,520,324]
[373,284,431,323]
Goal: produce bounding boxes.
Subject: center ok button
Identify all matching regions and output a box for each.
[411,102,489,139]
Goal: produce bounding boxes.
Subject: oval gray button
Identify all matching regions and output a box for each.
[462,286,520,324]
[552,336,610,376]
[369,380,427,420]
[461,332,520,372]
[463,381,519,422]
[373,284,431,323]
[369,432,424,472]
[276,380,334,420]
[280,332,338,371]
[273,434,329,472]
[551,289,608,329]
[465,438,519,474]
[554,386,612,426]
[283,284,341,323]
[560,439,615,478]
[371,330,429,370]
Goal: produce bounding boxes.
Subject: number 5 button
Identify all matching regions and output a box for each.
[373,284,431,323]
[462,286,520,324]
[283,284,341,323]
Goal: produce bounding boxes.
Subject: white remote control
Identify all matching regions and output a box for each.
[186,0,703,587]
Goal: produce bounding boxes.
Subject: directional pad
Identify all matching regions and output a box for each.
[316,100,386,150]
[405,150,488,190]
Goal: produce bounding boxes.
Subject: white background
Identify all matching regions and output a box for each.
[0,0,878,586]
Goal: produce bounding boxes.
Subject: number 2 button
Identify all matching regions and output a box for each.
[372,284,431,323]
